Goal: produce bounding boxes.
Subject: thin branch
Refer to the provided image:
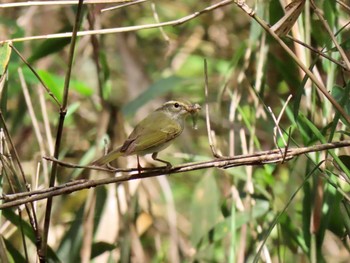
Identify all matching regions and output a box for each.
[0,0,132,8]
[9,44,61,108]
[1,140,350,209]
[268,106,286,150]
[0,114,40,256]
[282,128,292,164]
[268,95,293,149]
[18,69,49,180]
[1,179,88,202]
[40,0,85,261]
[337,0,350,13]
[101,0,147,12]
[0,0,234,44]
[229,89,241,156]
[38,87,54,158]
[43,156,141,172]
[150,1,170,44]
[204,59,222,158]
[286,36,349,71]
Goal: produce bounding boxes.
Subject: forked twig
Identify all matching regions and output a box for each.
[268,95,293,151]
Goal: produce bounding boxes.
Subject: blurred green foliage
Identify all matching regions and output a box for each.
[0,0,350,262]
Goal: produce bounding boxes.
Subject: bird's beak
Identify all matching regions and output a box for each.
[187,103,201,114]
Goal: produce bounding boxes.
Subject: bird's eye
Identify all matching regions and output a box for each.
[174,103,180,108]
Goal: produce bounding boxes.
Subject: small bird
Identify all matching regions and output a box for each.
[93,100,201,167]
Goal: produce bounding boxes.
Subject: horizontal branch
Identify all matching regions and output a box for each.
[1,140,349,209]
[0,0,234,43]
[0,0,131,8]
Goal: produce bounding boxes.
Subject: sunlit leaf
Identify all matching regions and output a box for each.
[0,42,11,77]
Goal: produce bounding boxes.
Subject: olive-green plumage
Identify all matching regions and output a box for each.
[93,100,201,166]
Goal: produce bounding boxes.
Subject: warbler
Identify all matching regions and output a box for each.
[93,100,201,167]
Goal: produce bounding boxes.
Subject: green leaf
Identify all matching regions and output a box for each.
[279,213,303,251]
[2,209,60,262]
[3,237,25,263]
[0,42,11,77]
[191,174,220,246]
[331,84,350,116]
[28,26,72,63]
[57,204,84,262]
[91,242,116,259]
[0,73,8,116]
[2,209,36,243]
[37,70,93,104]
[37,70,63,103]
[338,38,350,51]
[340,201,350,237]
[0,43,10,117]
[336,155,350,172]
[196,199,269,248]
[269,0,284,26]
[298,113,350,179]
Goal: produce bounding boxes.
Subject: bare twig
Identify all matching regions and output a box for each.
[282,128,292,164]
[286,36,349,71]
[0,0,234,44]
[0,0,132,8]
[18,69,49,181]
[38,86,54,157]
[337,0,350,13]
[229,90,241,156]
[0,114,40,257]
[204,59,222,158]
[268,95,293,149]
[1,179,88,201]
[268,106,285,150]
[9,44,61,107]
[101,0,147,12]
[150,1,170,44]
[40,0,85,261]
[1,140,350,209]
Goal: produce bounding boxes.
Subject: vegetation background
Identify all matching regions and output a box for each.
[0,0,350,262]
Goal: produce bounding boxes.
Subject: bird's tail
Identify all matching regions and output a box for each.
[92,148,123,166]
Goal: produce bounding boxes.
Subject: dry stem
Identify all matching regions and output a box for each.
[1,140,349,209]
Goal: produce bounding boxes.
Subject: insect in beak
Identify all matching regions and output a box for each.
[189,104,201,129]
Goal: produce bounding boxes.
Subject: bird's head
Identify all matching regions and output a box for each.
[157,100,201,120]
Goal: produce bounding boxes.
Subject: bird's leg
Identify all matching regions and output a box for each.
[137,155,142,174]
[106,163,116,170]
[151,152,172,169]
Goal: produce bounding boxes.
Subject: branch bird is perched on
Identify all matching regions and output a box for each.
[93,100,201,167]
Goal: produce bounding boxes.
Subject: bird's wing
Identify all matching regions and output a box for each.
[121,112,182,155]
